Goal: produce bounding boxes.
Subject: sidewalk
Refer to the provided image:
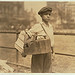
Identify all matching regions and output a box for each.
[11,53,75,73]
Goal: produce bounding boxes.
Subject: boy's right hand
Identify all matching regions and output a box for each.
[21,52,27,57]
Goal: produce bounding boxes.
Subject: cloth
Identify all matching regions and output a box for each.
[41,22,54,47]
[31,52,52,73]
[29,22,54,47]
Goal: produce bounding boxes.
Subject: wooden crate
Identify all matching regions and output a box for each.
[15,38,51,55]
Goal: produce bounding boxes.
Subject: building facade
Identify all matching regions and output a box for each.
[0,2,24,17]
[47,2,75,29]
[0,2,25,30]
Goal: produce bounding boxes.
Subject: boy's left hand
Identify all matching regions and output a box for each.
[51,47,55,60]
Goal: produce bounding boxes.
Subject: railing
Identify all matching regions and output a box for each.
[0,30,18,69]
[0,30,75,69]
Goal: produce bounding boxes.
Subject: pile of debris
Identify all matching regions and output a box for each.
[0,60,14,73]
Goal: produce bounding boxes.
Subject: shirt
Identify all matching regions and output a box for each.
[28,22,54,47]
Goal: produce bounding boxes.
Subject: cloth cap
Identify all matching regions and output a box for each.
[38,6,52,15]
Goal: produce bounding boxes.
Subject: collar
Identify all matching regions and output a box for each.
[40,21,52,27]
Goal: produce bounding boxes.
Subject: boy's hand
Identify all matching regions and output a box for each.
[52,52,55,60]
[51,47,55,60]
[51,47,53,54]
[21,52,27,57]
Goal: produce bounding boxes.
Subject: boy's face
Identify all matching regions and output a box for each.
[41,11,51,22]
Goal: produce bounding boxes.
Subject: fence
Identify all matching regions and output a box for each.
[0,30,75,70]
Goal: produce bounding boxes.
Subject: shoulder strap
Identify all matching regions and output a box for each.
[40,23,49,38]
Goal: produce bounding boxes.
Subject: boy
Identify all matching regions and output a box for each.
[29,6,54,73]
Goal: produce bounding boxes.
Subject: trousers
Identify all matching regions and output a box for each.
[31,52,52,73]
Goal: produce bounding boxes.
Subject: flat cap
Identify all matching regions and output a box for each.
[38,6,52,15]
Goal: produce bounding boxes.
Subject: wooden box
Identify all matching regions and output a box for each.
[15,38,51,55]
